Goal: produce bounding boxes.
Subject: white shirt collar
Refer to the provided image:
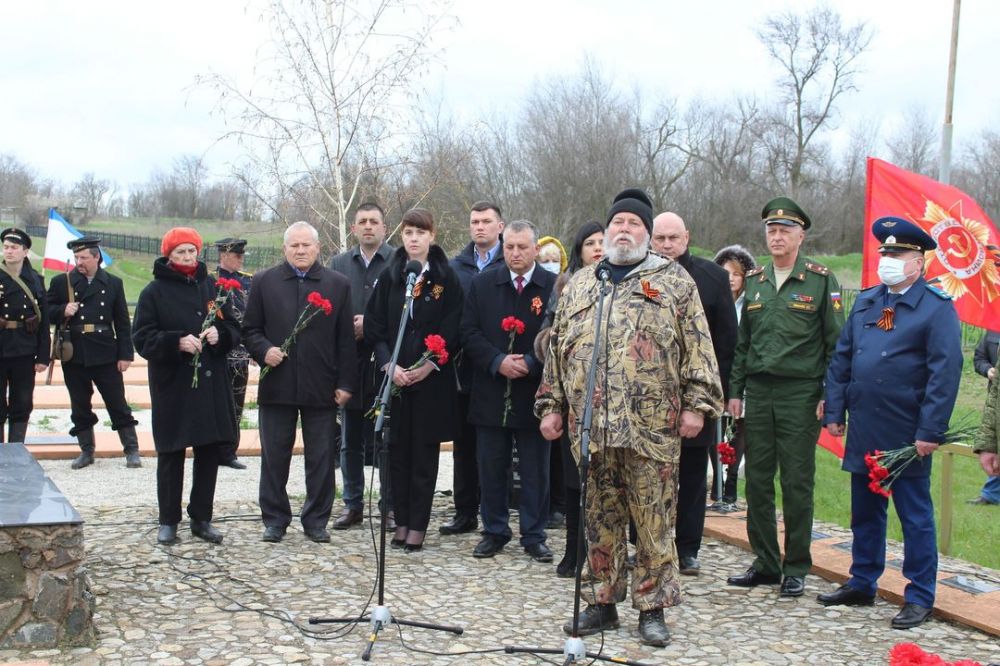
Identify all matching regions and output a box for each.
[509,264,536,287]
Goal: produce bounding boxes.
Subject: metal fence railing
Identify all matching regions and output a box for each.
[26,224,283,270]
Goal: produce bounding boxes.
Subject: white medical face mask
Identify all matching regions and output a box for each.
[540,261,561,274]
[877,256,912,286]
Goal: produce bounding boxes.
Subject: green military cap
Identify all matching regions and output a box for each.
[761,197,811,230]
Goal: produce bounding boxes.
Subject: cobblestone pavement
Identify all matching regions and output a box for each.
[3,456,999,665]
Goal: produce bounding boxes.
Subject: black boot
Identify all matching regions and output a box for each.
[8,421,28,444]
[119,426,142,468]
[556,487,580,578]
[563,603,619,636]
[71,429,96,470]
[638,609,670,647]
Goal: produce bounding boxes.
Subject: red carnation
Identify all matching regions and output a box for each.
[501,316,526,335]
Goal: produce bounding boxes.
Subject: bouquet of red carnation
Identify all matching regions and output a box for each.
[717,441,737,465]
[500,316,526,426]
[259,291,333,380]
[191,277,243,388]
[889,642,982,666]
[866,414,979,498]
[389,334,449,396]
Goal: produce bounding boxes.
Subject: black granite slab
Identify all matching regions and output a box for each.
[0,443,83,527]
[940,575,1000,595]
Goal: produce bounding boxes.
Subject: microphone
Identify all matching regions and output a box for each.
[594,258,611,282]
[404,260,422,299]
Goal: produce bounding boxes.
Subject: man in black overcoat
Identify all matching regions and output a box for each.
[460,219,556,563]
[328,202,395,530]
[243,221,357,543]
[650,212,737,575]
[47,236,139,469]
[442,200,506,535]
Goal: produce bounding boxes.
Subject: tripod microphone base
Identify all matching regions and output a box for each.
[504,641,650,666]
[564,636,585,661]
[369,605,392,630]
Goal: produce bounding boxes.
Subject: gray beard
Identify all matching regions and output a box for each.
[605,242,647,265]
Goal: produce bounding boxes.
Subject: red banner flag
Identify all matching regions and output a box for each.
[864,157,1000,329]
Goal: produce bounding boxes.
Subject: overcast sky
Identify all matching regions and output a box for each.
[1,0,997,189]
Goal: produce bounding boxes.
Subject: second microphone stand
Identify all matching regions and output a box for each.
[505,266,648,665]
[310,267,463,661]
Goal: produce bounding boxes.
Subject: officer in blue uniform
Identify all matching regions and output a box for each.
[215,238,253,469]
[819,216,963,630]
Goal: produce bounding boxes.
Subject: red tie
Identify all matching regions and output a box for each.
[515,276,525,294]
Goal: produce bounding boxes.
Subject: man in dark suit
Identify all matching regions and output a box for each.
[460,219,556,562]
[47,236,139,469]
[442,200,506,536]
[243,221,357,543]
[820,217,963,630]
[328,202,395,530]
[650,212,737,575]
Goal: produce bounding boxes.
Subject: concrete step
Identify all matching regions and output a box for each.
[703,508,1000,638]
[32,384,259,410]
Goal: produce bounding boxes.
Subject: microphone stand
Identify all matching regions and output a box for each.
[310,269,463,660]
[505,267,648,665]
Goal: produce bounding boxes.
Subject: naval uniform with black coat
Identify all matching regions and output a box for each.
[460,262,556,547]
[364,245,462,533]
[242,261,357,532]
[47,268,137,436]
[672,250,737,561]
[0,259,49,441]
[132,259,240,526]
[824,278,962,607]
[446,240,505,523]
[328,242,394,514]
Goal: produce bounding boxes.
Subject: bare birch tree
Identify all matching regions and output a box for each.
[198,0,453,251]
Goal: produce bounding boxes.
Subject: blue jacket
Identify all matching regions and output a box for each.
[824,278,963,477]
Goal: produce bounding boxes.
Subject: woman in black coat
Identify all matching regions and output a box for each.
[132,228,240,546]
[364,209,462,551]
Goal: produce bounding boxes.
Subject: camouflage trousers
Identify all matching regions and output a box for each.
[580,447,681,611]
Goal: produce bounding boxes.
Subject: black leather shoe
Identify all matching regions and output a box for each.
[780,576,805,597]
[637,609,670,647]
[390,538,406,548]
[563,604,619,636]
[556,554,577,578]
[383,511,397,531]
[220,458,247,470]
[439,514,478,535]
[817,584,875,607]
[679,556,700,576]
[191,521,223,544]
[966,496,999,505]
[473,536,505,558]
[71,451,95,470]
[727,566,781,587]
[332,508,363,530]
[891,602,933,629]
[546,511,566,529]
[305,527,331,543]
[157,524,178,545]
[525,542,553,563]
[262,525,286,542]
[403,542,423,552]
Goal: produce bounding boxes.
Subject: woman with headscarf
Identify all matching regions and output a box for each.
[365,208,463,551]
[709,244,756,510]
[534,220,605,576]
[133,227,240,545]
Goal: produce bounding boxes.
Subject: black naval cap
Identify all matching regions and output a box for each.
[1,227,31,249]
[67,236,102,251]
[761,197,812,230]
[872,216,937,253]
[215,238,247,254]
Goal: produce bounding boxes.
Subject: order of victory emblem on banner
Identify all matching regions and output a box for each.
[863,157,1000,329]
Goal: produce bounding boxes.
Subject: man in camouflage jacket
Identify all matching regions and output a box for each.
[535,189,723,647]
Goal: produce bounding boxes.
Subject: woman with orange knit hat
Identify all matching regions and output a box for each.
[132,227,241,545]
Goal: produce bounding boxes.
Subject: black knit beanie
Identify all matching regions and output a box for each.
[606,188,654,234]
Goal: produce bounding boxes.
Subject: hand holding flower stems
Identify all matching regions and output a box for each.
[259,291,334,380]
[191,278,243,388]
[389,334,449,396]
[500,316,526,426]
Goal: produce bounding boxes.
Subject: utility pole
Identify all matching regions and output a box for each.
[939,0,961,184]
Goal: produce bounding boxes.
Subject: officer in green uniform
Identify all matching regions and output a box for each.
[726,197,844,597]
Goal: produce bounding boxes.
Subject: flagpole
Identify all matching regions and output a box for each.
[938,0,961,185]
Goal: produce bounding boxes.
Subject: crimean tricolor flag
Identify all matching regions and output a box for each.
[863,157,1000,329]
[43,209,112,271]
